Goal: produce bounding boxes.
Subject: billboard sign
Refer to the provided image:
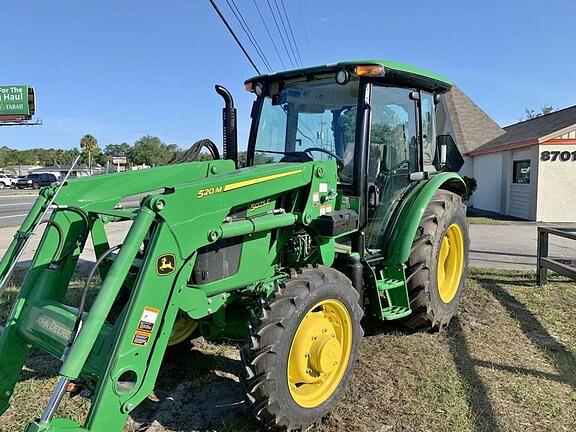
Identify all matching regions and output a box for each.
[0,86,35,118]
[112,156,127,164]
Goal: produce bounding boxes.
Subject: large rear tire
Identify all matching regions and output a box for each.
[403,190,469,330]
[241,267,363,431]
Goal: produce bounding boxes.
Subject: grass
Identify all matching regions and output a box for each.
[466,207,521,225]
[1,268,575,431]
[467,216,506,225]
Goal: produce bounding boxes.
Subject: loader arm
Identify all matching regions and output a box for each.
[0,158,346,431]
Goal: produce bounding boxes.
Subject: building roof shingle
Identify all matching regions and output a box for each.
[444,86,506,154]
[474,104,576,153]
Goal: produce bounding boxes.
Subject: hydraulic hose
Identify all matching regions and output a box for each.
[60,205,90,228]
[50,206,90,264]
[170,139,221,164]
[62,244,122,360]
[36,220,65,263]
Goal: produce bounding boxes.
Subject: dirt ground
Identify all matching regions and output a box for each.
[1,268,575,432]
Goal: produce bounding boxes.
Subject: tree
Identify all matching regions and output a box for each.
[8,149,36,175]
[166,144,184,163]
[97,143,132,165]
[62,148,81,165]
[522,105,556,121]
[0,146,10,169]
[80,134,99,174]
[131,136,181,167]
[370,107,404,148]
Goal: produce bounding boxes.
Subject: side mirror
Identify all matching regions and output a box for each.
[368,184,380,209]
[439,141,447,166]
[434,135,464,172]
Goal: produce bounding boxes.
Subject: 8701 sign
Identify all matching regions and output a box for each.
[540,150,576,162]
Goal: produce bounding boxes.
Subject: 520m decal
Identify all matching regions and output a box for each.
[196,169,303,199]
[197,186,223,198]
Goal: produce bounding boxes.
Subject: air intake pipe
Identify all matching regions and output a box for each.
[215,85,238,168]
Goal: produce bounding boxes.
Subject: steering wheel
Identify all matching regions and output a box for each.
[385,159,410,174]
[302,147,344,171]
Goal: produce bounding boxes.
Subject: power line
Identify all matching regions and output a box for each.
[265,0,295,69]
[252,0,286,70]
[273,0,299,68]
[208,0,261,74]
[296,0,312,62]
[279,0,303,67]
[226,0,273,72]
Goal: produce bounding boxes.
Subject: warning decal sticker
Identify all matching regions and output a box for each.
[132,306,160,347]
[132,331,150,346]
[312,192,320,205]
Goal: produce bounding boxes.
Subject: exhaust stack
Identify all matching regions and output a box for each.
[215,85,238,168]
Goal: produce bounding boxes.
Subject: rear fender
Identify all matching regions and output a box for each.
[383,173,466,266]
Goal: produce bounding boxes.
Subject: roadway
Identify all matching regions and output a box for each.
[0,189,145,229]
[0,190,574,270]
[0,190,38,228]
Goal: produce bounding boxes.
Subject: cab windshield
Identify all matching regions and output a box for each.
[252,77,359,183]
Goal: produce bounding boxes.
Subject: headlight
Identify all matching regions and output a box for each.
[27,180,32,183]
[254,82,265,97]
[335,69,350,85]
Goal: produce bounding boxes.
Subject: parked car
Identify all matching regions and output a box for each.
[16,173,59,189]
[0,174,13,189]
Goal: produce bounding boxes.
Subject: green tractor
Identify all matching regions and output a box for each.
[0,60,469,431]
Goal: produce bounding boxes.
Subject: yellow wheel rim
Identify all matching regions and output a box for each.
[437,223,465,303]
[168,312,198,347]
[287,299,352,408]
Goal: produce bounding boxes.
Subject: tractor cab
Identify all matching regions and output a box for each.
[244,60,464,255]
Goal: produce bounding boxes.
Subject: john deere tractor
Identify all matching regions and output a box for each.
[0,60,469,431]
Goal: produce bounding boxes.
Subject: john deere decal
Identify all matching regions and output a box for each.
[156,254,176,275]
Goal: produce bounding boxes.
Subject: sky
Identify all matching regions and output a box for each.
[1,0,575,152]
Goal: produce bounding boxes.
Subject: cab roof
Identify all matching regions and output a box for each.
[245,59,453,94]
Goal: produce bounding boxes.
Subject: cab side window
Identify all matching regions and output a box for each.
[368,86,418,182]
[421,92,437,168]
[365,86,418,250]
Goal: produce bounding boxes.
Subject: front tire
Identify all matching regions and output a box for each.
[403,190,469,330]
[241,267,363,431]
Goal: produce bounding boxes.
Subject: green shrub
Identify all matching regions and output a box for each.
[462,176,477,201]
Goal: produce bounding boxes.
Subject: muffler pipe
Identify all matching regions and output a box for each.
[215,85,238,168]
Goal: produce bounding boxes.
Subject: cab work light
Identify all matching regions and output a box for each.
[355,65,385,77]
[245,82,254,92]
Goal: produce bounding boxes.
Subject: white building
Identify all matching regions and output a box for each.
[442,88,576,222]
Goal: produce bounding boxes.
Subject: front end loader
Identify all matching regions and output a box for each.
[0,60,469,431]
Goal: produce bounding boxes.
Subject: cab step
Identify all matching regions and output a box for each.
[377,277,405,291]
[372,266,412,321]
[380,306,412,319]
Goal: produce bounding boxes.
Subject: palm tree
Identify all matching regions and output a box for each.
[80,134,98,175]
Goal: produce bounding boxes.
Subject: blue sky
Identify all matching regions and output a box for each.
[1,0,575,151]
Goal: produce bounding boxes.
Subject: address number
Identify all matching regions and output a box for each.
[540,150,576,162]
